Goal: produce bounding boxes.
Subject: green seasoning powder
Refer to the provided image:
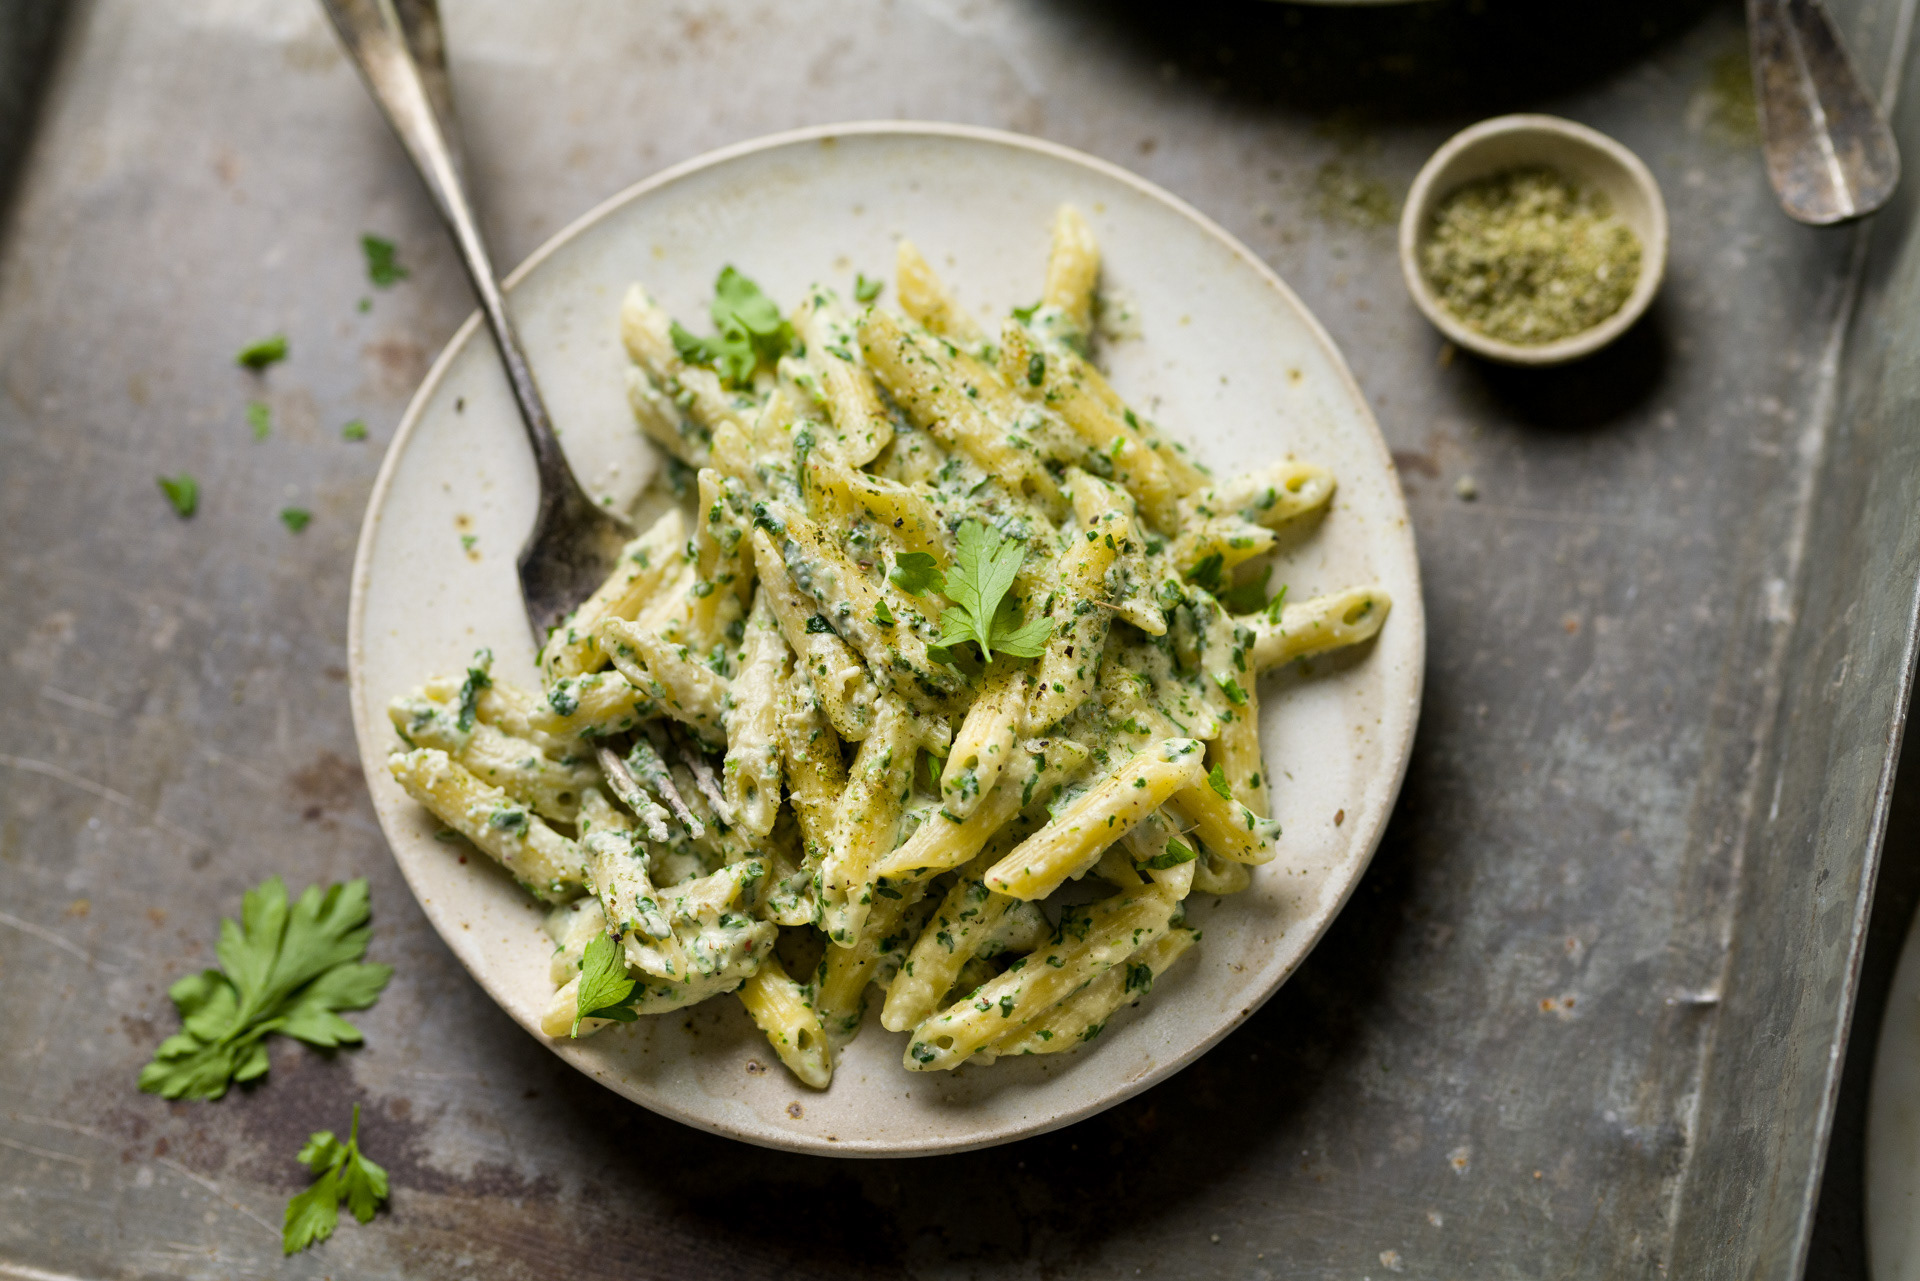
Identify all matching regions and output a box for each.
[1421,167,1642,346]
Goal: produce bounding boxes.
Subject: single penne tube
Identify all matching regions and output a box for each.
[737,955,834,1089]
[880,871,1014,1032]
[625,364,712,469]
[1023,470,1129,734]
[894,239,983,343]
[1042,204,1100,343]
[750,527,877,741]
[722,588,790,838]
[526,670,658,742]
[688,469,755,646]
[1246,586,1392,671]
[815,877,935,1041]
[388,748,583,902]
[804,455,949,567]
[1184,459,1336,530]
[984,738,1207,900]
[1191,849,1252,896]
[597,618,730,746]
[874,738,1090,880]
[991,925,1200,1056]
[1169,517,1277,579]
[1167,779,1280,865]
[620,283,751,442]
[940,665,1026,817]
[539,508,691,682]
[856,309,1061,505]
[388,692,597,822]
[819,698,918,946]
[778,668,847,871]
[1050,342,1210,498]
[905,885,1176,1071]
[423,670,568,756]
[1211,687,1269,817]
[793,288,893,466]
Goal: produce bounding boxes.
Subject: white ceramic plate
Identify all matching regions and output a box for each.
[348,123,1424,1156]
[1869,905,1920,1279]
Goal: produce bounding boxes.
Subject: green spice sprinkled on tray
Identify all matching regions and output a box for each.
[237,333,288,369]
[1421,167,1641,346]
[157,473,198,517]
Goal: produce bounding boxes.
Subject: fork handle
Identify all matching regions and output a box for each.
[319,0,585,511]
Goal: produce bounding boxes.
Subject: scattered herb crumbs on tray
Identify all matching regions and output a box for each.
[237,334,289,369]
[283,1103,390,1256]
[361,234,409,287]
[342,419,368,441]
[281,507,312,533]
[137,875,392,1100]
[1421,166,1641,346]
[158,473,198,517]
[247,400,272,440]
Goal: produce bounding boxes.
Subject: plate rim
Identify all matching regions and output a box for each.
[347,120,1426,1156]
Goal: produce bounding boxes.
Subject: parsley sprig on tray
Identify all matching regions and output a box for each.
[283,1103,390,1255]
[138,876,392,1100]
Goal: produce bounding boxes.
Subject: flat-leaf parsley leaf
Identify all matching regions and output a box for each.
[572,932,643,1033]
[360,234,408,288]
[158,473,198,517]
[138,876,393,1100]
[669,267,793,389]
[888,551,941,596]
[933,521,1052,661]
[283,1103,389,1255]
[237,335,288,370]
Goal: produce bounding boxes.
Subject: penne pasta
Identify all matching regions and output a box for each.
[905,886,1177,1071]
[387,208,1393,1090]
[737,956,834,1089]
[388,748,584,902]
[984,738,1207,900]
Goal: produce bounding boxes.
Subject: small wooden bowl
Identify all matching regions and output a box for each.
[1399,114,1668,367]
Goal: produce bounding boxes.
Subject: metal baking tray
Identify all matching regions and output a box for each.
[1,0,1914,1275]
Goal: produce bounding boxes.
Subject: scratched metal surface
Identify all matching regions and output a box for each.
[3,0,1918,1277]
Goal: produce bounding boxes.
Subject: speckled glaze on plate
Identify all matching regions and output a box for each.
[347,123,1424,1156]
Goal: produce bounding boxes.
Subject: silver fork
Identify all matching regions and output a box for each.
[321,0,624,642]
